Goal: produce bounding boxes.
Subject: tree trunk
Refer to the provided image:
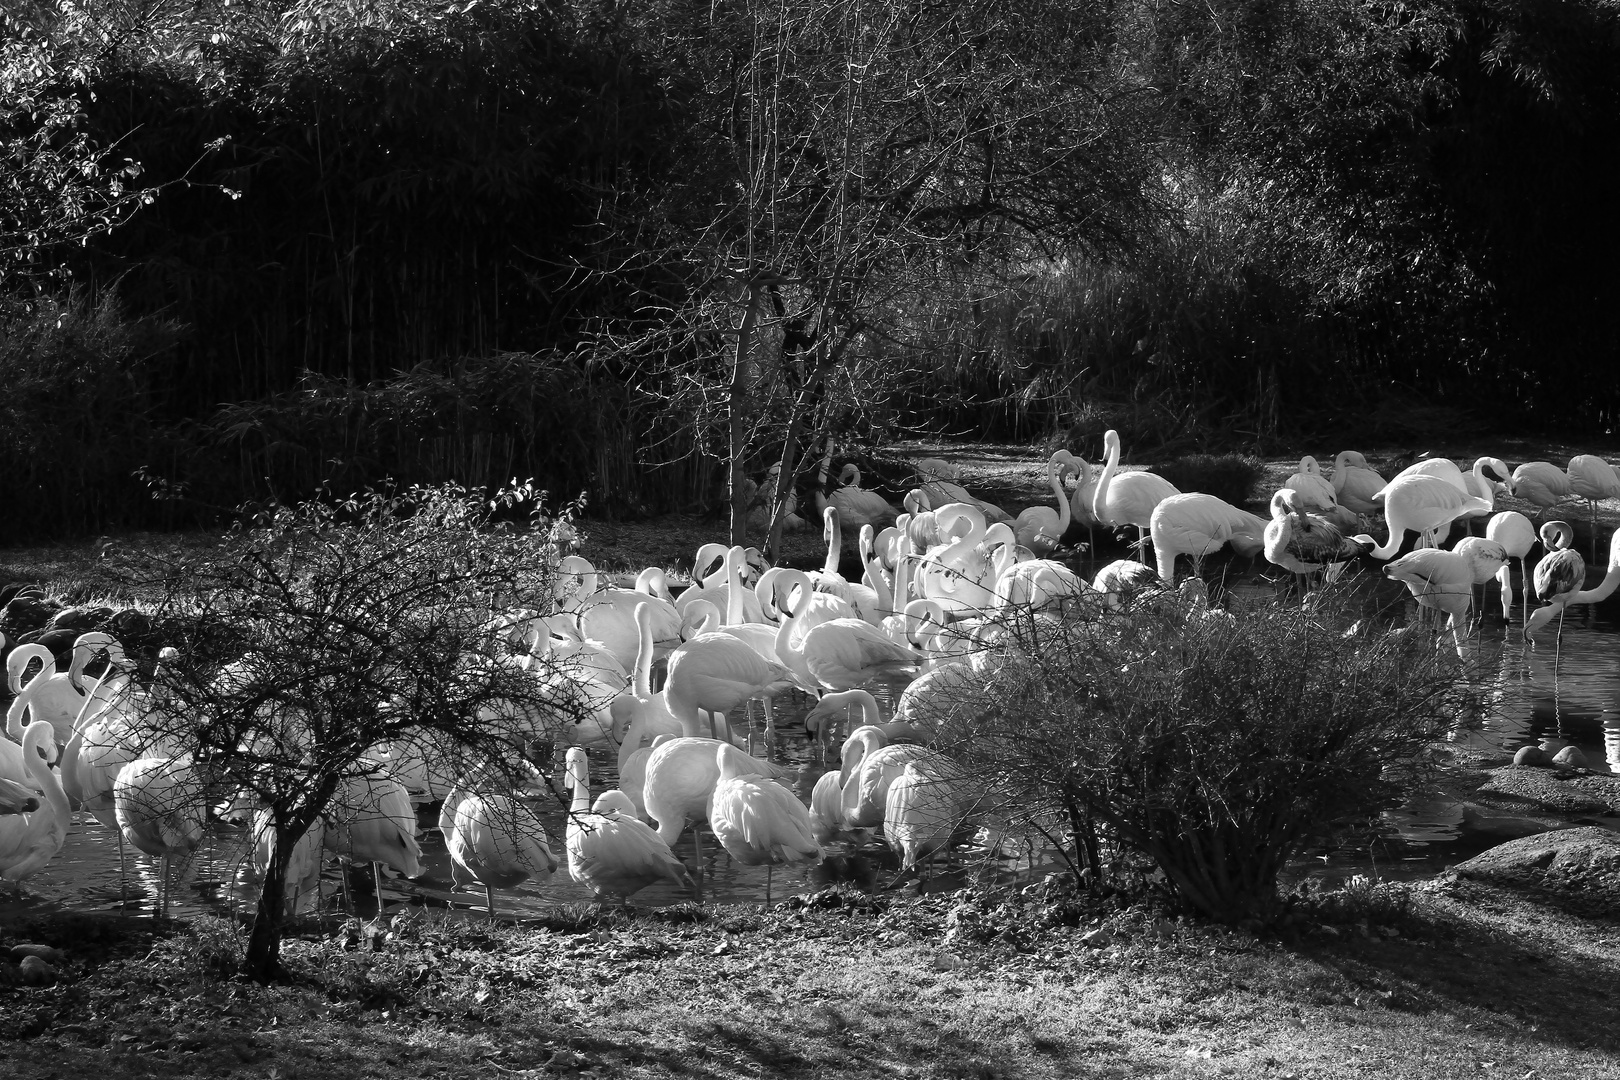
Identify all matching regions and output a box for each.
[729,280,770,546]
[242,822,294,982]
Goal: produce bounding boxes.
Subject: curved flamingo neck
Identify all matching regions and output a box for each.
[21,721,68,821]
[1091,432,1121,522]
[822,507,841,576]
[565,752,592,814]
[1047,455,1072,536]
[634,603,654,698]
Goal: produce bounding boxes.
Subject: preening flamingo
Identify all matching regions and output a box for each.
[1284,457,1356,529]
[1263,489,1371,585]
[1092,559,1162,610]
[816,463,901,552]
[1383,541,1507,649]
[1148,493,1268,585]
[1332,451,1386,517]
[1012,453,1073,556]
[1091,429,1180,550]
[0,721,69,890]
[114,753,209,916]
[565,747,692,904]
[0,776,39,816]
[708,742,821,903]
[325,768,423,913]
[1511,461,1574,520]
[439,780,557,919]
[883,753,977,877]
[556,556,686,670]
[251,810,327,916]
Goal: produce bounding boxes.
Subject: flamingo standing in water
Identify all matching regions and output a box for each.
[1526,528,1620,639]
[114,753,209,916]
[1354,474,1492,557]
[0,721,70,892]
[1511,461,1575,522]
[708,742,821,903]
[1566,454,1620,561]
[1383,541,1507,650]
[1148,493,1268,586]
[1012,453,1073,556]
[1485,511,1538,627]
[440,777,557,919]
[1091,429,1180,553]
[565,746,692,904]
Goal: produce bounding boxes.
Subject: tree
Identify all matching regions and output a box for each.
[116,482,586,981]
[588,0,1160,553]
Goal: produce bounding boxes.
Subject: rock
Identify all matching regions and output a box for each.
[1478,767,1620,815]
[18,955,58,985]
[10,943,65,965]
[1551,746,1589,770]
[1455,826,1620,917]
[1513,745,1550,767]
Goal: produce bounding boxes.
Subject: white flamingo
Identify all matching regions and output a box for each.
[565,747,692,904]
[1566,454,1620,561]
[1524,521,1587,644]
[556,555,686,670]
[1511,461,1575,521]
[1263,489,1371,586]
[1090,429,1180,551]
[114,753,209,916]
[324,767,423,913]
[708,742,821,903]
[251,810,327,916]
[439,779,557,919]
[1012,453,1073,556]
[1485,510,1538,626]
[1331,451,1386,517]
[1353,474,1492,557]
[1091,559,1162,609]
[1148,493,1268,585]
[0,721,70,891]
[1384,541,1507,649]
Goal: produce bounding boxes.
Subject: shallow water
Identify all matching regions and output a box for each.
[10,554,1620,922]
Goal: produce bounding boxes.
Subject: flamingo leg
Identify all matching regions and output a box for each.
[373,862,385,914]
[693,825,705,902]
[765,863,773,906]
[486,884,497,922]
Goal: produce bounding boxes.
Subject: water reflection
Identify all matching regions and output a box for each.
[14,556,1620,920]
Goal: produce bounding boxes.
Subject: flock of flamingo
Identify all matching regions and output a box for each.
[2,432,1618,918]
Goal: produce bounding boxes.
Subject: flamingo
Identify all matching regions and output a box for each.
[1091,559,1162,610]
[251,810,327,916]
[0,776,40,816]
[1332,451,1386,517]
[816,463,901,551]
[803,689,925,747]
[1090,429,1180,551]
[992,559,1100,617]
[678,549,797,748]
[114,754,209,916]
[913,464,1011,525]
[564,747,692,904]
[555,555,685,672]
[839,727,936,830]
[5,639,97,746]
[325,768,423,914]
[1396,457,1511,534]
[1148,493,1268,585]
[1012,453,1073,556]
[0,721,70,891]
[1353,474,1492,557]
[1263,489,1371,586]
[1485,510,1538,626]
[1383,542,1507,650]
[1566,454,1620,561]
[1511,461,1575,521]
[1053,451,1102,549]
[1284,457,1357,529]
[1524,521,1587,643]
[883,754,977,878]
[709,742,821,903]
[439,780,557,919]
[1526,528,1620,639]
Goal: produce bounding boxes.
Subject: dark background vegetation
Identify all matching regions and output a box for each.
[3,0,1618,540]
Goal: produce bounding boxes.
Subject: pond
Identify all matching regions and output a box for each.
[7,553,1620,923]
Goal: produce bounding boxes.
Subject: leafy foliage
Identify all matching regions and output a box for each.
[937,592,1460,923]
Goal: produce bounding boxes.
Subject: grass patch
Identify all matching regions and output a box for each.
[3,881,1618,1079]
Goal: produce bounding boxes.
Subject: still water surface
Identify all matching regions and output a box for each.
[10,558,1620,922]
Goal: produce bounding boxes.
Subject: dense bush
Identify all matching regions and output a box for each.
[939,593,1459,924]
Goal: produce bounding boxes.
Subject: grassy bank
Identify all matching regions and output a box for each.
[3,878,1618,1080]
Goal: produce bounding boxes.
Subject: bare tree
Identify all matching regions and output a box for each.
[112,482,586,981]
[587,0,1158,555]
